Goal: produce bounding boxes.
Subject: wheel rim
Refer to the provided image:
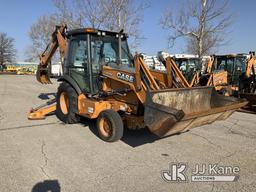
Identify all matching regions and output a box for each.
[60,92,69,115]
[99,117,113,138]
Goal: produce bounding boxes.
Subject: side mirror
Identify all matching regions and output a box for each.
[104,57,110,63]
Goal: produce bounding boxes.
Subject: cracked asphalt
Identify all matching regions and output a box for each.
[0,75,255,192]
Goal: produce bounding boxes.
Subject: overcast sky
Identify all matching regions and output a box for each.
[0,0,256,61]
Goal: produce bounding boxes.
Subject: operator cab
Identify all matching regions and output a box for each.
[174,57,201,83]
[64,28,133,94]
[214,54,247,86]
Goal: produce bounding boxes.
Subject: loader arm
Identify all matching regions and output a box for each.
[152,56,191,88]
[165,57,191,87]
[36,24,68,84]
[101,55,161,104]
[245,53,256,78]
[206,56,215,74]
[189,56,215,87]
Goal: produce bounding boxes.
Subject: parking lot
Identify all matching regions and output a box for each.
[0,75,255,192]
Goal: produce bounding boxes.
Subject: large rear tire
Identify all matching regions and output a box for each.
[96,110,124,142]
[56,82,80,123]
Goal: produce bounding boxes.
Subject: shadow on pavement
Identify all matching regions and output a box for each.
[38,93,56,100]
[31,180,60,192]
[121,128,159,147]
[81,117,159,147]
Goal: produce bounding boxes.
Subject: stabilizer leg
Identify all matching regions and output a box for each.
[28,99,56,120]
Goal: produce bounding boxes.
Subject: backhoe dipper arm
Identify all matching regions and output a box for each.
[36,24,68,84]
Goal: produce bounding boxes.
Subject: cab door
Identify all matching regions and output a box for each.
[66,35,90,92]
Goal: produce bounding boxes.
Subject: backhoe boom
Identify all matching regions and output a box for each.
[36,24,67,84]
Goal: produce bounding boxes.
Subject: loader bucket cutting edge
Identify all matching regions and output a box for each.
[144,87,248,137]
[36,65,52,84]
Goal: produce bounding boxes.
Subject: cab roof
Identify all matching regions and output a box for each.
[67,28,128,38]
[215,53,248,58]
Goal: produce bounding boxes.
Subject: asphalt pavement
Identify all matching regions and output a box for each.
[0,75,255,192]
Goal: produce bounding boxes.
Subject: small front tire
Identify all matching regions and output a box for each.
[96,110,124,142]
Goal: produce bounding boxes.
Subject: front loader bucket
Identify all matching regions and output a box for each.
[36,65,52,84]
[144,87,248,137]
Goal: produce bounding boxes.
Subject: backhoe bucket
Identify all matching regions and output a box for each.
[144,87,248,137]
[36,65,52,84]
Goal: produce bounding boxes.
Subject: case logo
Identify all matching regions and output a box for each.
[116,72,134,83]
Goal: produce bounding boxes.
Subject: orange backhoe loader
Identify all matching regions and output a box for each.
[190,56,228,91]
[166,52,256,111]
[28,25,247,142]
[156,53,228,90]
[212,53,256,110]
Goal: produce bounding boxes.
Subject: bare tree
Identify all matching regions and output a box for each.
[0,32,16,67]
[53,0,148,50]
[26,0,148,61]
[52,0,83,29]
[26,15,58,62]
[53,0,109,29]
[160,0,232,59]
[102,0,148,49]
